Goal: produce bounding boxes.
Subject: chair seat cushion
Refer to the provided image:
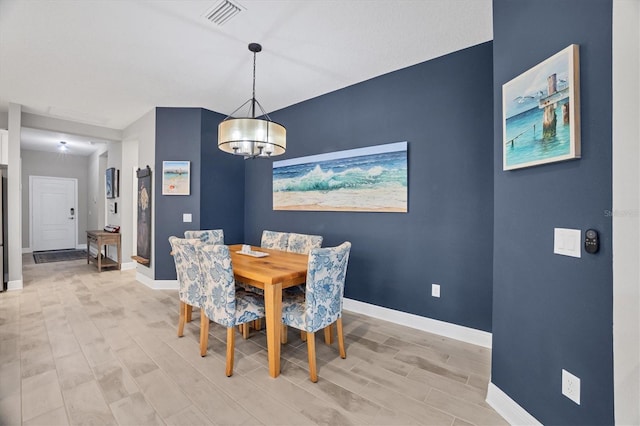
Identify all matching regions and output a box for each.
[281,292,307,331]
[235,290,265,325]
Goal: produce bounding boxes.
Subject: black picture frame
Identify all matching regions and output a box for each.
[106,167,116,199]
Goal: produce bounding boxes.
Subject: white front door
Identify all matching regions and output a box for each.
[31,176,77,251]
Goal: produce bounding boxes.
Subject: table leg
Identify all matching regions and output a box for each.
[263,282,283,378]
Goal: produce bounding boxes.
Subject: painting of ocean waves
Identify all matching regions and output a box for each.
[273,141,407,212]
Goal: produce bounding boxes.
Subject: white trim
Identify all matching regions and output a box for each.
[486,383,541,426]
[75,243,87,250]
[120,261,137,271]
[135,272,178,290]
[7,279,23,291]
[22,247,31,254]
[343,298,492,348]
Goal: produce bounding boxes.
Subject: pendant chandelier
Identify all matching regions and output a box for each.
[218,43,286,158]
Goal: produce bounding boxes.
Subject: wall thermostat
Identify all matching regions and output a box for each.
[584,229,599,254]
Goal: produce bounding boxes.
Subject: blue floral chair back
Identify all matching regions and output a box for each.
[284,241,351,332]
[169,236,205,308]
[261,230,289,250]
[287,233,323,255]
[184,229,224,245]
[281,241,352,382]
[195,244,265,376]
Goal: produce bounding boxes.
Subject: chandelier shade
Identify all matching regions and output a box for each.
[218,42,286,158]
[218,117,286,157]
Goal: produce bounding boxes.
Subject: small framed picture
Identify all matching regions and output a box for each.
[105,167,116,199]
[162,161,190,195]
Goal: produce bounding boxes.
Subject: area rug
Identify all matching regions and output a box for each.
[33,249,87,264]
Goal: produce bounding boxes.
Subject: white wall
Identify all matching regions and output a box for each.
[87,146,108,231]
[122,109,155,279]
[120,139,138,265]
[20,150,89,249]
[105,141,122,228]
[7,104,22,289]
[613,1,640,424]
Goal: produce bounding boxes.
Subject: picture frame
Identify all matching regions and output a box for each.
[273,141,408,212]
[105,167,116,199]
[162,161,190,195]
[502,44,580,170]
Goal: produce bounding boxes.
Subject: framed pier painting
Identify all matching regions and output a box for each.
[162,161,190,195]
[502,44,580,170]
[272,141,408,212]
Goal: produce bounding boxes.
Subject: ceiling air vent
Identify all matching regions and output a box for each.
[204,0,244,26]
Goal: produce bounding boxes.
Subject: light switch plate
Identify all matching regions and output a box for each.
[431,284,440,298]
[183,213,192,223]
[554,228,581,258]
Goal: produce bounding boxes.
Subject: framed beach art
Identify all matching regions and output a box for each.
[503,44,580,170]
[273,141,407,212]
[162,161,190,195]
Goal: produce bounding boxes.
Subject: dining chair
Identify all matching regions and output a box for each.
[281,232,323,340]
[184,229,224,245]
[260,230,289,250]
[169,236,205,338]
[196,244,265,376]
[287,232,323,255]
[281,241,352,382]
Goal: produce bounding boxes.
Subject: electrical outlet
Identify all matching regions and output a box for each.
[431,284,440,298]
[562,369,581,405]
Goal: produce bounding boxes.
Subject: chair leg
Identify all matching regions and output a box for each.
[306,331,318,383]
[242,322,249,340]
[226,327,235,377]
[253,319,262,331]
[300,330,307,341]
[281,324,288,344]
[186,304,193,322]
[324,324,334,345]
[336,318,346,359]
[177,301,186,337]
[200,313,210,357]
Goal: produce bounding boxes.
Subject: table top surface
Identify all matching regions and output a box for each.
[228,244,308,286]
[87,230,121,237]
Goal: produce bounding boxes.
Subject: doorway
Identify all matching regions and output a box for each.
[30,176,78,251]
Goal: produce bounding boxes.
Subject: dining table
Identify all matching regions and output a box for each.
[228,244,308,378]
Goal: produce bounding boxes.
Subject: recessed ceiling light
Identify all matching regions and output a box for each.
[59,141,68,152]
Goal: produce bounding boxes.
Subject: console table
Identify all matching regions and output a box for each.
[86,230,121,272]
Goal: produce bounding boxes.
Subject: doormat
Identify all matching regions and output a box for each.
[33,249,87,264]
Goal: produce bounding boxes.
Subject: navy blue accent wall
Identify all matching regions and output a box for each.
[200,109,245,245]
[245,42,494,331]
[154,108,246,280]
[154,108,203,280]
[492,1,613,424]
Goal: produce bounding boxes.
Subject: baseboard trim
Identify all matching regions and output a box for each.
[120,262,137,271]
[22,247,31,254]
[343,298,492,348]
[76,243,87,250]
[135,272,178,290]
[486,383,541,425]
[7,279,23,291]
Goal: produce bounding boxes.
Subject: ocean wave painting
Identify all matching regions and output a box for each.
[273,141,407,212]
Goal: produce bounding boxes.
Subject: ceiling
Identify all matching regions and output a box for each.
[0,0,492,155]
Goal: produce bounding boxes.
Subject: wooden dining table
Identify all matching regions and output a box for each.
[228,244,308,378]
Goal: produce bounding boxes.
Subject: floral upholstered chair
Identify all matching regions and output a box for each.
[260,230,289,250]
[281,241,352,382]
[184,229,224,245]
[169,236,205,338]
[196,244,265,376]
[287,232,323,255]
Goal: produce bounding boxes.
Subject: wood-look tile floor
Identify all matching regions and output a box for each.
[0,255,507,425]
